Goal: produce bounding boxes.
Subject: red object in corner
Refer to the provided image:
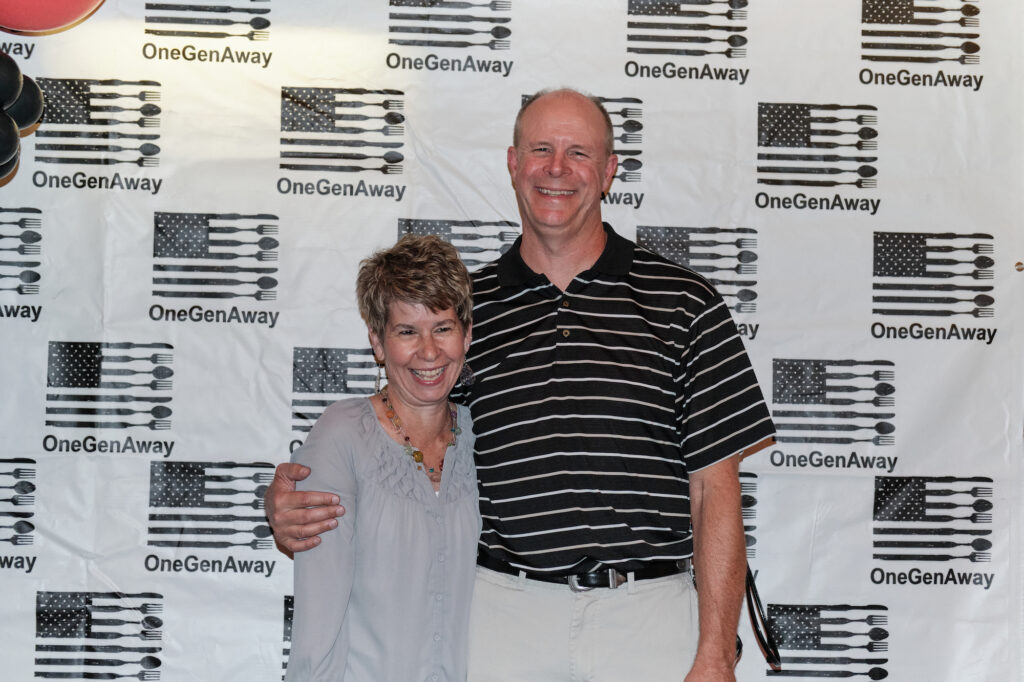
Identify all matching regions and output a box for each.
[0,0,106,34]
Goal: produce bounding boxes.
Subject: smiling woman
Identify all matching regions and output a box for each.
[285,234,480,682]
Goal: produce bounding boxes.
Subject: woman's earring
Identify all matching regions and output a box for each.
[375,362,385,393]
[458,361,475,387]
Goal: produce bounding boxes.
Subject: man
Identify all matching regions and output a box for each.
[268,88,774,681]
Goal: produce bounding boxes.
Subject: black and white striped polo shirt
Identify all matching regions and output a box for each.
[457,224,774,574]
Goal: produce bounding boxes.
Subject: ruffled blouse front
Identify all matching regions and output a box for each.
[285,398,480,682]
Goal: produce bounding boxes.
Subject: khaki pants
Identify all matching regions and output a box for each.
[467,566,700,682]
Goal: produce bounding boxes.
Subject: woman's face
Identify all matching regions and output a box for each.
[369,300,470,410]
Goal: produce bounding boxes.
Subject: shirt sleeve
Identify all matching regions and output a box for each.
[283,403,359,682]
[677,293,775,472]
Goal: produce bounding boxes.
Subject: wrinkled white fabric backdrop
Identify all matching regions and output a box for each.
[1,1,1022,680]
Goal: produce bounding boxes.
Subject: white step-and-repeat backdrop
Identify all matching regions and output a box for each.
[1,1,1022,680]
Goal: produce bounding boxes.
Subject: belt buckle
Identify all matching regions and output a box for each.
[567,574,594,592]
[568,569,624,592]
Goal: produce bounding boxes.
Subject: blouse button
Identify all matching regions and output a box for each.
[561,300,570,308]
[562,329,570,338]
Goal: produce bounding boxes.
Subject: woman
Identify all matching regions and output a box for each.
[285,235,479,682]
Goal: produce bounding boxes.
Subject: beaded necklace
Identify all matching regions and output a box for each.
[379,385,460,484]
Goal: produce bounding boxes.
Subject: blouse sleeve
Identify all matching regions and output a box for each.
[283,402,360,681]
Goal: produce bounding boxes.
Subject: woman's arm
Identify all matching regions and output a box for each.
[284,406,359,680]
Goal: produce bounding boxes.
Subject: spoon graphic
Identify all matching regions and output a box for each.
[0,520,35,533]
[735,289,757,301]
[0,481,35,494]
[2,230,41,244]
[0,270,40,283]
[255,276,278,290]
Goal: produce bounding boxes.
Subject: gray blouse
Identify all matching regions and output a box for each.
[285,398,480,682]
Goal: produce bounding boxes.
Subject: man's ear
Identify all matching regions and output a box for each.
[507,145,519,180]
[603,153,619,193]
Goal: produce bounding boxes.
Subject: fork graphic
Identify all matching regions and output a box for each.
[924,243,993,254]
[928,486,992,498]
[818,615,888,626]
[202,250,278,261]
[909,17,979,28]
[689,264,757,275]
[86,630,162,641]
[144,28,269,40]
[0,468,35,479]
[104,354,174,364]
[279,163,403,175]
[873,551,990,562]
[207,224,278,235]
[825,371,894,381]
[205,473,275,484]
[388,38,510,50]
[0,218,41,228]
[153,290,277,301]
[686,239,757,248]
[873,308,993,318]
[94,117,160,128]
[335,125,404,136]
[46,419,171,430]
[759,178,877,188]
[0,534,32,545]
[35,156,159,167]
[97,380,172,390]
[809,115,878,125]
[149,538,272,549]
[0,245,41,255]
[807,140,878,151]
[776,435,894,445]
[614,171,641,182]
[91,90,160,102]
[864,54,979,64]
[88,602,163,614]
[336,99,404,110]
[0,495,34,505]
[0,284,39,294]
[627,47,746,58]
[430,0,512,9]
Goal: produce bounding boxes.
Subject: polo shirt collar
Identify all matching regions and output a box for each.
[496,222,632,287]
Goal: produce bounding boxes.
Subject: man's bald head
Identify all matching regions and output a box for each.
[513,88,614,157]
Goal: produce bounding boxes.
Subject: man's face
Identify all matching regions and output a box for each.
[508,93,618,239]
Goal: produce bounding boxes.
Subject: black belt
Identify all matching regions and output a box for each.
[477,553,691,592]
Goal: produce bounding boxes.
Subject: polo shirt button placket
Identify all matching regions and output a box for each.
[558,295,571,339]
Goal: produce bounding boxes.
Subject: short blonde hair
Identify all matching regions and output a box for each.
[356,234,473,341]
